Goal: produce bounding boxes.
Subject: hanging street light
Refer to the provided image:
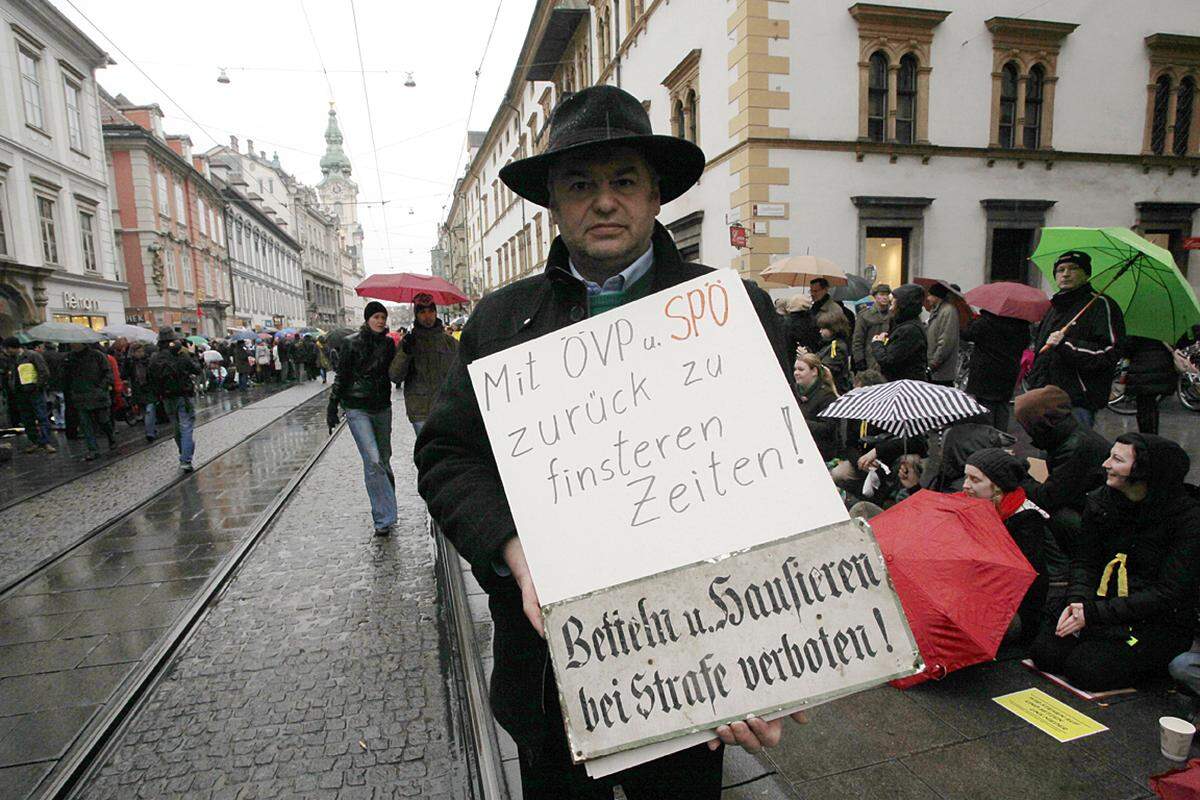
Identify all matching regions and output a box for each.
[217,68,231,85]
[404,72,416,88]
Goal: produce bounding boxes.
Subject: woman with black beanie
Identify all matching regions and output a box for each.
[328,301,398,536]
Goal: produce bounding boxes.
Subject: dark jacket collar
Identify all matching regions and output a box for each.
[544,221,687,294]
[1051,283,1095,309]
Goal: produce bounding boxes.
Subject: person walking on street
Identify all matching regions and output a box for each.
[233,340,252,391]
[1027,251,1125,428]
[125,342,153,426]
[147,327,203,471]
[388,293,458,435]
[272,339,283,382]
[328,301,398,537]
[870,283,929,382]
[65,343,114,461]
[316,336,331,383]
[254,339,270,383]
[962,310,1030,433]
[414,85,803,798]
[1,337,55,453]
[34,341,66,429]
[851,284,891,372]
[925,282,961,387]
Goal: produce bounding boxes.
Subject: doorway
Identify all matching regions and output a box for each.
[864,227,909,287]
[990,227,1035,283]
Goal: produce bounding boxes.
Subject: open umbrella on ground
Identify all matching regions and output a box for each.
[23,321,103,344]
[870,490,1038,688]
[831,274,874,302]
[963,282,1051,323]
[914,277,973,331]
[99,323,158,344]
[760,255,848,287]
[356,272,468,305]
[818,379,988,437]
[186,335,208,346]
[1031,226,1200,344]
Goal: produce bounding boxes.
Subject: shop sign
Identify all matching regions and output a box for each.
[62,292,100,312]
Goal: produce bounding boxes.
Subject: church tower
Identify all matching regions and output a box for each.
[317,104,365,276]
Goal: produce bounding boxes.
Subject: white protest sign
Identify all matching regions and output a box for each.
[468,269,848,605]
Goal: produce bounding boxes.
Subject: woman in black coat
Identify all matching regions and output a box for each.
[869,283,928,382]
[961,311,1030,433]
[1124,336,1176,434]
[1030,433,1200,690]
[814,308,852,394]
[793,352,839,462]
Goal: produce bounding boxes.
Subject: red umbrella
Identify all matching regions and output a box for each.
[1152,759,1200,800]
[963,282,1051,324]
[913,277,974,331]
[869,490,1037,688]
[356,272,469,305]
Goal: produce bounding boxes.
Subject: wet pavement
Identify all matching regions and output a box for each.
[78,403,468,799]
[0,391,333,800]
[0,380,301,512]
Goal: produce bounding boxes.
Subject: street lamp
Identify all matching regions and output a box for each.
[217,68,231,85]
[404,72,416,88]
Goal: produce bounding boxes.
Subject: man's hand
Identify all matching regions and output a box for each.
[857,448,879,472]
[1046,329,1066,348]
[707,711,809,753]
[1055,602,1086,637]
[502,536,544,638]
[872,333,888,343]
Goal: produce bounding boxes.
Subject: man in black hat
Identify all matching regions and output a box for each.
[146,326,202,471]
[1027,251,1125,428]
[415,85,800,798]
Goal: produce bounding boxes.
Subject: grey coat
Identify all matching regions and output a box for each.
[925,301,960,382]
[852,304,890,370]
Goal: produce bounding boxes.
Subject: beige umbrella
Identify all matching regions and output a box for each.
[760,255,848,287]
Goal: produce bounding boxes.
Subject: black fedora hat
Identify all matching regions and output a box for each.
[498,85,706,208]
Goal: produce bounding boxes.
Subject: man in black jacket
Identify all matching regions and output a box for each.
[1027,251,1125,428]
[414,85,803,799]
[147,327,203,471]
[869,283,928,382]
[962,310,1030,433]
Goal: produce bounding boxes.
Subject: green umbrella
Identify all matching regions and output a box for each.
[1031,226,1200,344]
[186,335,208,345]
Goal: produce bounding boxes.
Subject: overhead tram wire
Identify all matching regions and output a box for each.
[60,0,222,148]
[299,0,336,101]
[348,0,394,269]
[444,0,505,210]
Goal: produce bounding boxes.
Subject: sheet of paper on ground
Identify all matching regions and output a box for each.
[543,517,921,760]
[994,688,1109,742]
[469,269,914,762]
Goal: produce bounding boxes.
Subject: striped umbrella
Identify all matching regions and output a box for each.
[817,379,988,437]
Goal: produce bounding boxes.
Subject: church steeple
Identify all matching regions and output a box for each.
[320,103,352,178]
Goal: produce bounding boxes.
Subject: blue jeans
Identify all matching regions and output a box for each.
[18,391,52,445]
[1170,647,1200,697]
[147,397,195,465]
[345,407,397,529]
[1071,406,1096,428]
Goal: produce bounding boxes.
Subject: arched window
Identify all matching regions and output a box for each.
[896,54,918,144]
[1023,65,1045,149]
[1175,77,1195,156]
[686,89,698,143]
[998,63,1019,148]
[673,99,685,139]
[1151,74,1172,155]
[867,52,889,142]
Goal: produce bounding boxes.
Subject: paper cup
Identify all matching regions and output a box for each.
[1160,716,1196,761]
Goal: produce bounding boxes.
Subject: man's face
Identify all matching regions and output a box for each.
[1055,262,1088,291]
[3,346,18,357]
[415,307,437,328]
[924,295,940,312]
[548,147,660,277]
[366,312,388,333]
[809,282,828,303]
[873,291,891,312]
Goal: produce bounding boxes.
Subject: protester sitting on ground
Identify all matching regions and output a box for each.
[1124,335,1176,435]
[1030,433,1200,691]
[831,369,926,498]
[923,422,1015,494]
[870,283,928,382]
[961,310,1029,433]
[793,352,839,462]
[1014,385,1111,582]
[814,309,852,393]
[963,448,1049,642]
[851,284,891,373]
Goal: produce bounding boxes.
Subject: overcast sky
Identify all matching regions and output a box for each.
[58,0,537,277]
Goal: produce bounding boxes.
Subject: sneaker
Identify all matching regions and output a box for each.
[180,462,194,473]
[373,526,392,537]
[41,444,56,454]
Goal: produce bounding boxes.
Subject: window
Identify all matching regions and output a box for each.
[0,185,8,257]
[157,173,170,216]
[79,210,97,271]
[199,199,208,237]
[998,63,1019,148]
[37,196,57,263]
[174,184,185,220]
[1023,65,1044,149]
[1175,77,1195,157]
[896,55,918,144]
[662,49,701,144]
[18,47,44,129]
[165,246,177,289]
[1151,75,1172,155]
[63,77,84,151]
[686,90,699,143]
[183,251,193,292]
[867,52,888,142]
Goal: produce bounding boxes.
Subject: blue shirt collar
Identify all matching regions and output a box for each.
[569,245,654,297]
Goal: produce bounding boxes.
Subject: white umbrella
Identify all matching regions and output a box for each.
[818,379,988,438]
[100,323,157,344]
[761,255,848,287]
[24,321,103,344]
[202,350,224,363]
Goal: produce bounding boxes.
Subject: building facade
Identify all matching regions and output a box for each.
[0,0,125,336]
[102,93,231,337]
[314,105,365,324]
[446,0,1200,301]
[296,187,342,328]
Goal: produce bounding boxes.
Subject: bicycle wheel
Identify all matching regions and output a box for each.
[1180,376,1200,412]
[1107,382,1138,415]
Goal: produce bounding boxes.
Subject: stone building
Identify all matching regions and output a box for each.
[314,105,365,324]
[0,0,124,336]
[446,0,1200,299]
[295,186,342,328]
[101,92,231,337]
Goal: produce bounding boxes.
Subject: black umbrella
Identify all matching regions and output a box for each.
[325,327,357,353]
[831,274,873,303]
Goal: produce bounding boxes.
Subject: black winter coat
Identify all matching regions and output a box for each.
[962,311,1029,402]
[1068,436,1200,635]
[817,336,851,393]
[1021,413,1111,514]
[413,222,789,743]
[870,302,928,382]
[147,345,202,400]
[1027,284,1125,411]
[331,327,395,412]
[797,381,839,461]
[1124,336,1176,397]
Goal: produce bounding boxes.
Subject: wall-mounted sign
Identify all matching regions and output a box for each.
[1184,237,1200,251]
[125,312,146,324]
[729,224,748,248]
[753,203,786,218]
[62,292,100,312]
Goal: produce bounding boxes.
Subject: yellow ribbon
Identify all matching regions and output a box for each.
[1097,553,1129,598]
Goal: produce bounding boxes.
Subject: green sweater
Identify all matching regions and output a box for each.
[586,266,655,316]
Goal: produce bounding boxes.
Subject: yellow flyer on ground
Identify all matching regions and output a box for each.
[993,688,1108,742]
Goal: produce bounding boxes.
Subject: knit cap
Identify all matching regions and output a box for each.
[966,448,1026,493]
